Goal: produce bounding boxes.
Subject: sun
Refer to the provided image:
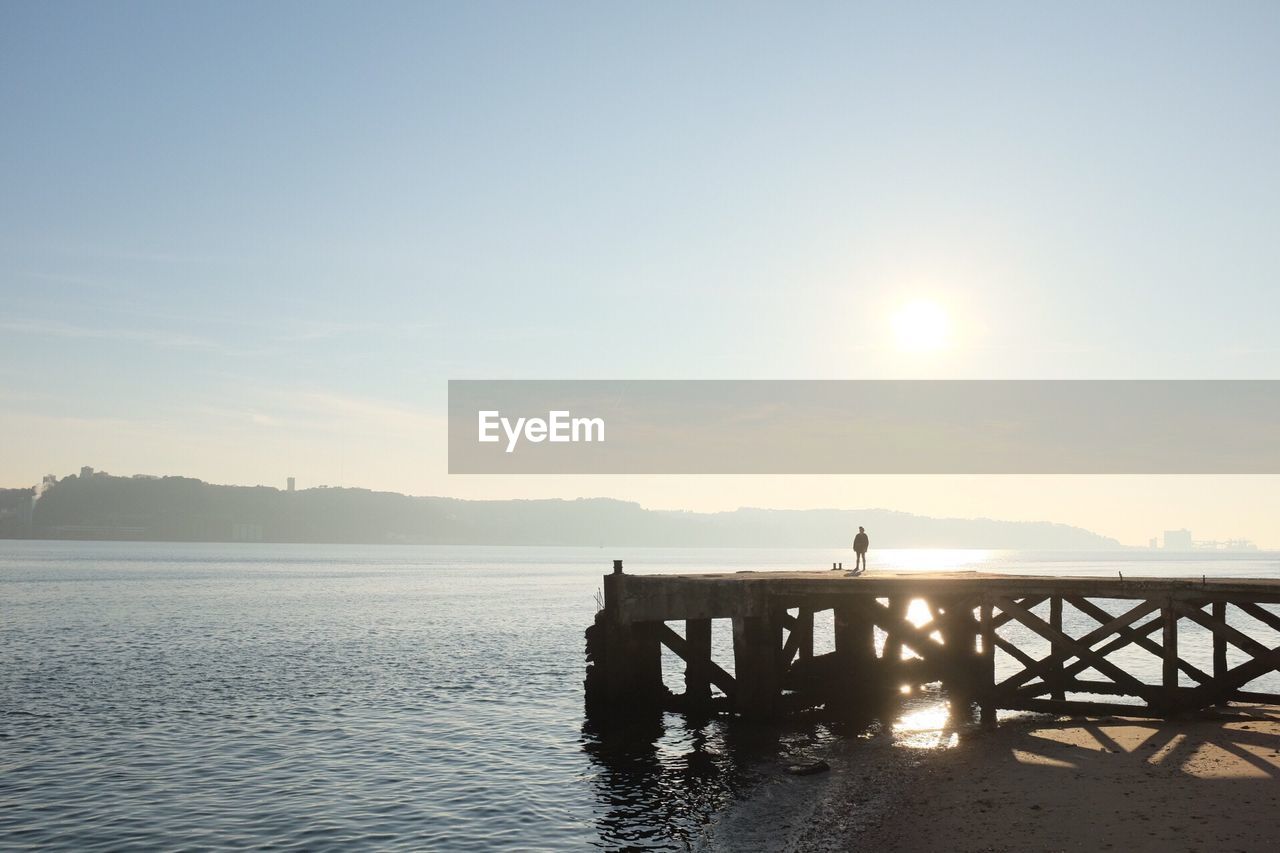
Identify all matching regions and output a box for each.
[891,299,951,352]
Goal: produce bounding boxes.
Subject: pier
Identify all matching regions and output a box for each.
[584,563,1280,722]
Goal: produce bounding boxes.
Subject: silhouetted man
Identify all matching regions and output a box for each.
[853,526,869,574]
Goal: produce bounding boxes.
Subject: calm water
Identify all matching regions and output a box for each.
[2,542,1278,850]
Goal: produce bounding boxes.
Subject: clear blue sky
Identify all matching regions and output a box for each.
[3,2,1280,543]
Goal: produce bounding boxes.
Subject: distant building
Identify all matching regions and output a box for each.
[1148,537,1158,549]
[287,477,295,493]
[1194,538,1259,552]
[1163,529,1194,550]
[231,523,264,542]
[80,466,94,478]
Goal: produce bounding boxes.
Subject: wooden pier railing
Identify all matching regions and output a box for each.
[584,565,1280,722]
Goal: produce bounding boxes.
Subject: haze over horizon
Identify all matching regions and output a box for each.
[4,4,1279,547]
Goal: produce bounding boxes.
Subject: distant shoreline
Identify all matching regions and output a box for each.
[4,537,1277,555]
[3,471,1126,549]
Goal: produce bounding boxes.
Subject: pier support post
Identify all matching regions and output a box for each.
[1049,597,1066,702]
[584,569,668,715]
[1212,601,1227,705]
[796,607,815,661]
[733,611,783,720]
[979,598,996,728]
[584,614,665,714]
[834,601,878,703]
[835,602,876,667]
[938,597,981,698]
[883,597,909,683]
[1162,598,1179,712]
[685,618,713,707]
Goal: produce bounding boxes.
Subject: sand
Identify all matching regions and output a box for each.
[861,707,1280,852]
[704,705,1280,853]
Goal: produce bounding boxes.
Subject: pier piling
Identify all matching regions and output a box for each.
[732,612,784,719]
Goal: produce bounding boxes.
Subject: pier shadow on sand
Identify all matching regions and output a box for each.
[863,705,1280,852]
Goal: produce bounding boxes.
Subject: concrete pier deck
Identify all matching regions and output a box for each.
[604,570,1280,622]
[585,566,1280,722]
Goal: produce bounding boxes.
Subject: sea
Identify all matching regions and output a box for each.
[2,541,1278,850]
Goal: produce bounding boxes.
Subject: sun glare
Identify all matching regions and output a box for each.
[891,299,951,352]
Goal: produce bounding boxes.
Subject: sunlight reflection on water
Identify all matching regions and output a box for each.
[893,701,962,750]
[879,548,994,572]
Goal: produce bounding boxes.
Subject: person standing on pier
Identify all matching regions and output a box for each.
[852,526,869,574]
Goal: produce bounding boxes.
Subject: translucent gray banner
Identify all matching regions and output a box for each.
[447,380,1280,474]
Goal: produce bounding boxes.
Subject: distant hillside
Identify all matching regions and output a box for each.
[0,487,35,538]
[2,470,1123,549]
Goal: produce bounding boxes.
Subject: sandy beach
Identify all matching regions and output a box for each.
[859,707,1280,852]
[706,703,1280,853]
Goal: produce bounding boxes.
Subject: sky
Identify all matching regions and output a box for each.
[3,2,1280,546]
